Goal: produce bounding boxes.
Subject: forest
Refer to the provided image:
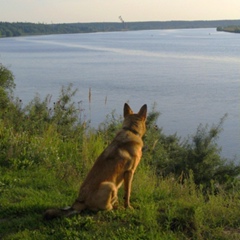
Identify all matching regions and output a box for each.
[1,19,240,37]
[0,64,240,239]
[217,25,240,33]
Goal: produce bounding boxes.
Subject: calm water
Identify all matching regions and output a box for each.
[0,28,239,159]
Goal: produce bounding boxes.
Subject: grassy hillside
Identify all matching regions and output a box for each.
[1,166,239,239]
[0,65,240,239]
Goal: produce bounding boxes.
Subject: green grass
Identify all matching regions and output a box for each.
[1,163,240,239]
[0,72,240,239]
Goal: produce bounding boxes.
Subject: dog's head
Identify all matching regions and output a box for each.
[123,103,147,137]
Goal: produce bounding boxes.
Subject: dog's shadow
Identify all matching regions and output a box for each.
[0,205,68,238]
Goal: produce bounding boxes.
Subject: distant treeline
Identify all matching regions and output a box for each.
[1,20,240,37]
[217,25,240,33]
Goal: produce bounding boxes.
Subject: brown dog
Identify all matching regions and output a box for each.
[44,103,147,220]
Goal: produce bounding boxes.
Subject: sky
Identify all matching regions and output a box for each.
[1,0,239,23]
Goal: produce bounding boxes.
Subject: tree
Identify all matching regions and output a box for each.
[0,64,15,109]
[0,64,15,92]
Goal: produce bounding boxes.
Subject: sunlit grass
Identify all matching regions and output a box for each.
[0,73,239,239]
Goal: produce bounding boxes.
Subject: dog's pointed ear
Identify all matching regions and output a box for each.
[138,104,147,120]
[124,103,133,117]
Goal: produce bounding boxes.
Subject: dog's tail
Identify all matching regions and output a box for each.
[43,207,79,220]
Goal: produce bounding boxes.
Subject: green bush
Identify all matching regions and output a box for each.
[143,106,240,189]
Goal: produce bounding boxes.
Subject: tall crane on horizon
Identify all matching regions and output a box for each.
[119,16,127,30]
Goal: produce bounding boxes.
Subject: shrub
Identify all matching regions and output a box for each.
[142,105,240,189]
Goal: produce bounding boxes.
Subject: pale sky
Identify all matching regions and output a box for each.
[1,0,239,23]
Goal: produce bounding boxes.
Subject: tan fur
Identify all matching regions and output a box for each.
[44,103,147,220]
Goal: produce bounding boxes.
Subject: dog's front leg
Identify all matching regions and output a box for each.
[123,170,134,209]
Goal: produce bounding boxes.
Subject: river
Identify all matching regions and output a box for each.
[0,28,239,159]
